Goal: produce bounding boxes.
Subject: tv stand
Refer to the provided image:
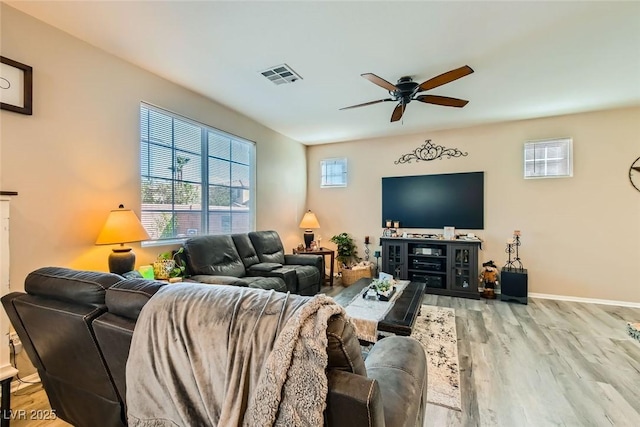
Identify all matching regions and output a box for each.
[381,237,480,299]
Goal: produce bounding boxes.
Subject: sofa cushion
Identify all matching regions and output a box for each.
[25,267,123,308]
[189,275,243,286]
[235,277,287,292]
[184,235,247,277]
[106,279,168,320]
[232,233,261,268]
[326,314,367,376]
[248,230,286,264]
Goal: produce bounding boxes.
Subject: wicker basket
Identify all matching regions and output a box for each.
[340,265,373,287]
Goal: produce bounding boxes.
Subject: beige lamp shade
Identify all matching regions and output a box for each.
[299,210,320,229]
[299,210,320,250]
[96,205,150,245]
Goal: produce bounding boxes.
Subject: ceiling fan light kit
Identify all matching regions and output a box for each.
[341,65,474,122]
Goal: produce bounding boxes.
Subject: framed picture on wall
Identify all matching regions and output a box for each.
[0,56,33,115]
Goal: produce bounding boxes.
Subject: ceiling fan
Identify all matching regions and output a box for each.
[340,65,474,122]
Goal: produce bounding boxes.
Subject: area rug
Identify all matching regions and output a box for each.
[627,322,640,343]
[411,305,462,411]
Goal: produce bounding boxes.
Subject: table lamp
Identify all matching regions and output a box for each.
[96,204,150,274]
[299,210,320,250]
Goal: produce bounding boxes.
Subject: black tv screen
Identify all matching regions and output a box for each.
[381,172,484,229]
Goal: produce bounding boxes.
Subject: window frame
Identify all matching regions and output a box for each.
[320,157,348,188]
[139,102,256,246]
[524,137,573,179]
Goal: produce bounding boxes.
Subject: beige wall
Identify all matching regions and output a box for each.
[308,107,640,303]
[0,4,308,292]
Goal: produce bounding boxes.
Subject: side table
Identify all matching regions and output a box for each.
[293,247,335,287]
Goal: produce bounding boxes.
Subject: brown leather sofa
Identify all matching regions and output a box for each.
[183,230,323,296]
[2,267,427,427]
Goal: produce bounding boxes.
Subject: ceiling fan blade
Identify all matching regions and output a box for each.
[339,98,393,110]
[391,103,405,122]
[361,73,397,92]
[418,65,474,92]
[416,95,469,108]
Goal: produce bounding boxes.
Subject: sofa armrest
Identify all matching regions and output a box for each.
[326,370,385,427]
[365,336,427,427]
[284,254,323,271]
[247,262,283,272]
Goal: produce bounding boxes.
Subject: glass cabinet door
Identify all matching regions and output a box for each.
[384,243,406,279]
[450,245,473,291]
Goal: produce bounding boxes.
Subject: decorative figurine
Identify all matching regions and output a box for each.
[479,260,499,299]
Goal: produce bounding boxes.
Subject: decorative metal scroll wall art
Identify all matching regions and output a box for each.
[395,139,468,164]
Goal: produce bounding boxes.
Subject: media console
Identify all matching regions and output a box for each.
[381,237,481,299]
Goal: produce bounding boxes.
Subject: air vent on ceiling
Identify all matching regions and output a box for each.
[259,64,302,85]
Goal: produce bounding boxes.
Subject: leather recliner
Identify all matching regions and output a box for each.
[2,267,427,427]
[1,267,126,427]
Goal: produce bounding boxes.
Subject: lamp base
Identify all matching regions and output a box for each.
[108,247,135,275]
[303,231,314,250]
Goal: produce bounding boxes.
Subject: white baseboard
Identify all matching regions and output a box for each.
[529,292,640,308]
[11,372,41,393]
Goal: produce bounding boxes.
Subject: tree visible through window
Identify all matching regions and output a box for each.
[140,103,255,242]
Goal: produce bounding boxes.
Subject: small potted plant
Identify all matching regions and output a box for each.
[153,247,186,280]
[369,277,396,301]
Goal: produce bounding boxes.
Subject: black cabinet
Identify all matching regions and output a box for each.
[500,268,528,304]
[381,238,480,299]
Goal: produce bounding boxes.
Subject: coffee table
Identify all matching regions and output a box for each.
[332,278,426,336]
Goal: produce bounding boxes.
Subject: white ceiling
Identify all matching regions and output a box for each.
[7,1,640,145]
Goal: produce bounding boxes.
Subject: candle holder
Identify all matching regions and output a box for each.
[504,231,524,271]
[364,236,370,261]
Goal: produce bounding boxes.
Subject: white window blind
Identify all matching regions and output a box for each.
[321,158,347,188]
[140,103,255,243]
[524,137,573,179]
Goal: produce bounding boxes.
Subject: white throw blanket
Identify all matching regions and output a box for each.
[126,283,346,426]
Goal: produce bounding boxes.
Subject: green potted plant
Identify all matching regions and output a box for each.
[153,247,186,279]
[330,233,371,286]
[330,232,360,268]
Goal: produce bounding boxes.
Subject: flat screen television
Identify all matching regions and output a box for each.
[381,171,484,229]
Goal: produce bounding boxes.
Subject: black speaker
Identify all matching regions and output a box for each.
[501,268,528,304]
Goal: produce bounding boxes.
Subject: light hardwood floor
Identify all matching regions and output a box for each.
[422,294,640,427]
[9,382,70,427]
[9,289,640,427]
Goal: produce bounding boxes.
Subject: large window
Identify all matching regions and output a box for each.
[140,103,255,243]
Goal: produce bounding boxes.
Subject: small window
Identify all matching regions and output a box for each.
[321,158,347,188]
[524,137,573,179]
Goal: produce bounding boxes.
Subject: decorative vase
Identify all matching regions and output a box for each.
[153,260,175,280]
